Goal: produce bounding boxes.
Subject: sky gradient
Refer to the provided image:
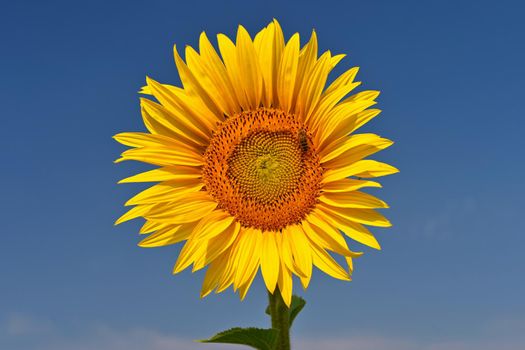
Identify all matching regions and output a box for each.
[1,0,524,349]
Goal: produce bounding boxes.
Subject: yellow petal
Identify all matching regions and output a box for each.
[255,23,277,106]
[116,147,203,167]
[196,222,241,270]
[253,26,266,52]
[217,33,250,110]
[308,79,361,130]
[139,85,151,94]
[275,231,297,276]
[140,98,208,147]
[113,132,199,152]
[276,33,300,112]
[235,25,263,109]
[260,231,280,293]
[345,90,381,102]
[173,45,224,122]
[190,210,235,241]
[316,205,382,249]
[345,256,356,274]
[320,108,382,151]
[181,45,230,119]
[292,30,318,113]
[146,77,215,138]
[179,221,235,273]
[271,19,285,103]
[238,260,259,301]
[233,228,262,289]
[320,133,393,164]
[201,251,229,298]
[330,54,346,68]
[277,262,293,307]
[216,270,234,293]
[198,32,240,115]
[146,192,217,224]
[281,227,307,278]
[298,51,332,123]
[324,141,394,170]
[115,204,153,225]
[354,160,399,179]
[324,67,360,96]
[300,273,312,290]
[238,232,262,300]
[303,214,359,257]
[118,166,201,184]
[287,225,312,282]
[322,178,382,193]
[173,235,206,273]
[323,160,399,183]
[139,220,167,234]
[125,180,203,206]
[216,238,238,293]
[319,191,389,209]
[320,203,391,228]
[351,108,382,132]
[316,99,378,147]
[139,222,196,247]
[272,19,285,51]
[309,241,350,281]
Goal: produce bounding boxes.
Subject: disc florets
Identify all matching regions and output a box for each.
[202,108,323,231]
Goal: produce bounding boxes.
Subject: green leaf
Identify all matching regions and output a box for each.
[289,295,306,327]
[200,327,279,350]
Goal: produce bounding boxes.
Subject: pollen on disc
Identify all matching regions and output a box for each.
[202,108,323,231]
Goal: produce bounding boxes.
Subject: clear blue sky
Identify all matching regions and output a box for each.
[1,0,524,349]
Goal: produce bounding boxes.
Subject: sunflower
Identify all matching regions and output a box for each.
[114,19,398,306]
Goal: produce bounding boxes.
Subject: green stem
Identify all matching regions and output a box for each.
[268,289,291,350]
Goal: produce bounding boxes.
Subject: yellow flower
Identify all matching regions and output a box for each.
[114,19,398,306]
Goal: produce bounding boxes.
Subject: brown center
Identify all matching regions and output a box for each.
[202,108,323,231]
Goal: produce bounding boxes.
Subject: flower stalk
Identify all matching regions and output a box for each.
[268,289,291,350]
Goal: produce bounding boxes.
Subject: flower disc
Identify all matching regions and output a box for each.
[203,108,322,231]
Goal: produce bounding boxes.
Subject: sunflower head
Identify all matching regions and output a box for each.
[114,19,398,306]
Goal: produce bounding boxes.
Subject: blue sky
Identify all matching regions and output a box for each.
[1,0,524,349]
